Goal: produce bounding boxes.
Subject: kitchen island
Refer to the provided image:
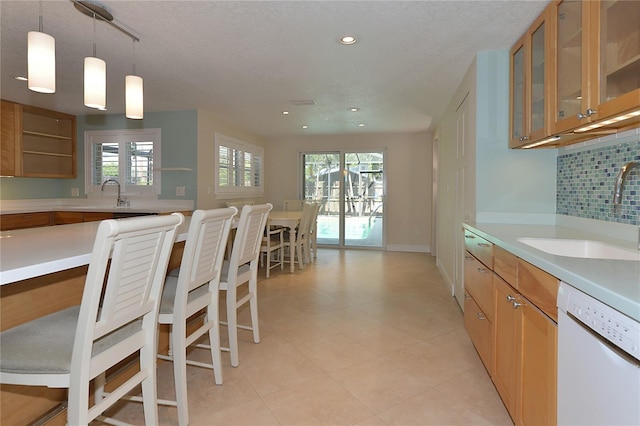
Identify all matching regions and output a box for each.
[0,218,191,425]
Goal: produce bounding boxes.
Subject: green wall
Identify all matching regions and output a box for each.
[0,110,198,202]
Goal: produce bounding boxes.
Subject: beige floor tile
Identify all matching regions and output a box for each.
[98,250,511,426]
[262,376,375,425]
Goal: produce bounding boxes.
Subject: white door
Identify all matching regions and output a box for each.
[453,93,471,309]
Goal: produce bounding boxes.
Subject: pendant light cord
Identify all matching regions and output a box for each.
[92,12,97,57]
[38,1,43,32]
[132,39,136,75]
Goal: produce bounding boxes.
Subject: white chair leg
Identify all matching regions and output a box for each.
[139,342,159,426]
[249,278,260,344]
[172,325,189,426]
[208,291,223,385]
[226,288,240,367]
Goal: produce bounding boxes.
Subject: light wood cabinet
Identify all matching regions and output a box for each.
[550,0,640,135]
[0,212,53,231]
[1,100,19,176]
[510,6,552,148]
[494,276,520,417]
[463,228,558,425]
[0,100,76,178]
[463,230,495,375]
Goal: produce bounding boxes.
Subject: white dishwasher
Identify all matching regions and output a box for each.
[557,282,640,426]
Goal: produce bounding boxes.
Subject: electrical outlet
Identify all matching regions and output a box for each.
[71,187,80,197]
[176,186,186,197]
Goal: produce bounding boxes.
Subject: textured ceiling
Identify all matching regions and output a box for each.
[0,1,549,138]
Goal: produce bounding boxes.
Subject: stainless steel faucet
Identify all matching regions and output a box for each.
[612,161,640,249]
[101,178,126,207]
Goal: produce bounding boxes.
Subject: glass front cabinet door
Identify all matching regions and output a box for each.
[510,8,549,148]
[552,0,640,135]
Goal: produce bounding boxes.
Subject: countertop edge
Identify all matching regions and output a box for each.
[463,222,640,322]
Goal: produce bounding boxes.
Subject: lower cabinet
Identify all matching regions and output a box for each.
[0,212,52,230]
[493,263,557,425]
[464,290,494,372]
[494,276,519,416]
[519,296,557,426]
[463,228,558,425]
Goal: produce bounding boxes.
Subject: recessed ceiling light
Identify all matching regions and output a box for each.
[339,35,357,45]
[302,125,308,129]
[350,107,360,112]
[282,111,289,115]
[358,123,365,127]
[14,76,28,81]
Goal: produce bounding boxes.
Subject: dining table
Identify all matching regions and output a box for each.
[267,210,303,273]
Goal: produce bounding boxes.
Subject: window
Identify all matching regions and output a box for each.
[215,133,263,198]
[85,128,161,196]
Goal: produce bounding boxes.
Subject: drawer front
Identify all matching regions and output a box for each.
[494,245,518,287]
[518,259,559,322]
[83,212,115,222]
[464,229,494,269]
[53,211,84,225]
[464,252,494,322]
[464,291,494,374]
[0,212,52,230]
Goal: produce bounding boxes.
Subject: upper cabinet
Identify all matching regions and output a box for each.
[551,0,640,135]
[510,7,551,149]
[510,0,640,148]
[0,100,76,178]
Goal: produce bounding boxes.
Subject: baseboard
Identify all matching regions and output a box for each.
[385,244,430,253]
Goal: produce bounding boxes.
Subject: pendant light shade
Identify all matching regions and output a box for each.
[84,56,106,109]
[27,31,55,93]
[125,75,143,119]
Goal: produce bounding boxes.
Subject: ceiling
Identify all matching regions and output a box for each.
[1,0,549,138]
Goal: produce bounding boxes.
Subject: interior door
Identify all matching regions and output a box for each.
[454,93,471,308]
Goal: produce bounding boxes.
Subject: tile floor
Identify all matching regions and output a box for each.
[106,250,512,425]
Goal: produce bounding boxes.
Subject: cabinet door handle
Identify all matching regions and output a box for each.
[577,108,597,119]
[476,312,487,320]
[512,300,525,309]
[477,242,492,247]
[465,294,473,300]
[477,267,490,273]
[465,255,474,260]
[465,234,476,239]
[506,295,516,302]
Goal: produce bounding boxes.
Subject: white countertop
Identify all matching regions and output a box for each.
[0,218,191,286]
[464,222,640,322]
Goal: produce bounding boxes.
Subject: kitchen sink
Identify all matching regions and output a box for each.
[517,237,640,261]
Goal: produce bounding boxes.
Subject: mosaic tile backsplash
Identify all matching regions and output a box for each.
[557,140,640,225]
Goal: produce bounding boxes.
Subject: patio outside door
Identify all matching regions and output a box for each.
[302,151,385,248]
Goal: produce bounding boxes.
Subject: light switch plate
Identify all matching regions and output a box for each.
[176,186,186,197]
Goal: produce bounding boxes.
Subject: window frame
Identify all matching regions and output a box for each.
[214,133,264,199]
[84,128,162,196]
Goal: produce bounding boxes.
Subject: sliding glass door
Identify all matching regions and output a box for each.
[302,151,385,248]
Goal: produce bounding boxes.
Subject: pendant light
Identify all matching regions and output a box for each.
[125,40,143,119]
[84,12,106,109]
[27,1,55,93]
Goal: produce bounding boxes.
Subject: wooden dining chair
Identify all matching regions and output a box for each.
[220,203,272,367]
[0,213,184,426]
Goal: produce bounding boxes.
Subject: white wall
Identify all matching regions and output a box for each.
[264,132,433,251]
[196,110,266,209]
